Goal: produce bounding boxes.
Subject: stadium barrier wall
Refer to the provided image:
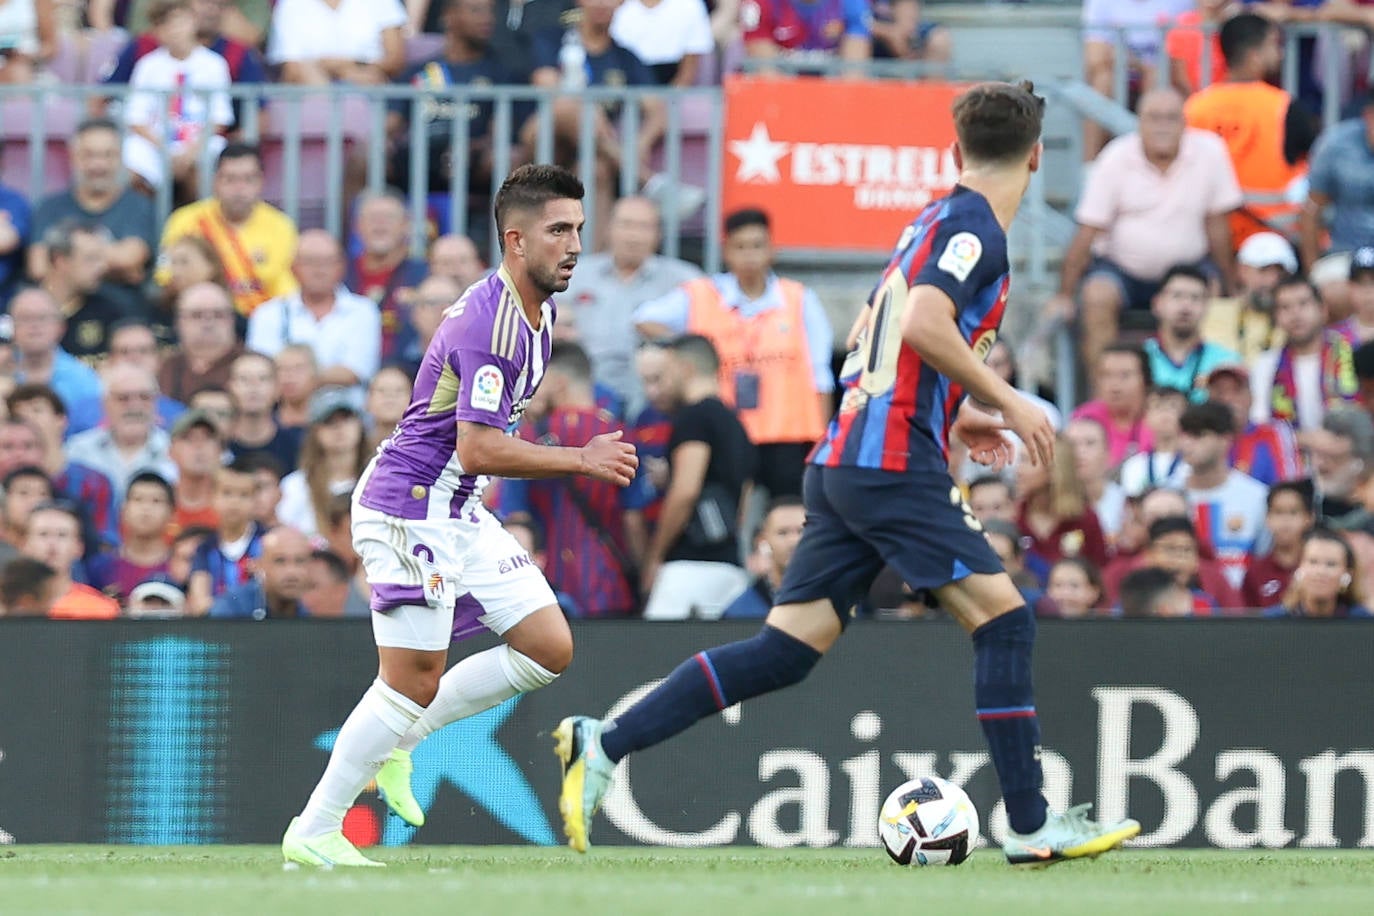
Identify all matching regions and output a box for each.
[1,620,1372,850]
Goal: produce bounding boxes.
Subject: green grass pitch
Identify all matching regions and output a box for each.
[2,846,1372,915]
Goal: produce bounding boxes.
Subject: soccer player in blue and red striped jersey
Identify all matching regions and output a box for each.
[555,81,1142,866]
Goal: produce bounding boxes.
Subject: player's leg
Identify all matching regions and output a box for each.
[376,515,568,826]
[283,507,457,866]
[555,465,883,851]
[937,573,1141,864]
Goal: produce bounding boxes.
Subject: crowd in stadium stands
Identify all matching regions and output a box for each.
[0,0,1372,621]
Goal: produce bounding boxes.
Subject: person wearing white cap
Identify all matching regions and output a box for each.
[1200,230,1297,363]
[127,575,188,619]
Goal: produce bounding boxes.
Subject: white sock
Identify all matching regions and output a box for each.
[296,678,424,838]
[396,646,558,753]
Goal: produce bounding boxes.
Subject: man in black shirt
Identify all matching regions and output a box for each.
[641,334,756,620]
[39,220,134,362]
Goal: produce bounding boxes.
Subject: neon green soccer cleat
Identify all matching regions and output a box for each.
[281,816,385,868]
[1002,804,1141,866]
[375,748,425,827]
[553,716,616,853]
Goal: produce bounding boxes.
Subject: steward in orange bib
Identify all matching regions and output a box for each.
[1184,13,1319,249]
[634,208,835,497]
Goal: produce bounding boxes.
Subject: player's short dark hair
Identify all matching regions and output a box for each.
[1148,515,1198,545]
[6,383,66,420]
[310,548,352,584]
[1100,341,1152,388]
[216,142,262,172]
[1119,566,1183,618]
[1159,264,1210,291]
[492,165,585,253]
[127,471,175,504]
[951,80,1045,166]
[2,465,52,495]
[1219,13,1276,69]
[669,333,720,376]
[724,208,770,236]
[1273,272,1322,304]
[547,342,594,385]
[1179,400,1235,437]
[1268,479,1314,512]
[1,556,56,610]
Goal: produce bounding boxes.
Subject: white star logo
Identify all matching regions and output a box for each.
[729,122,790,184]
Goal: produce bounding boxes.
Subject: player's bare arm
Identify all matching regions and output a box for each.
[457,421,639,486]
[899,285,1054,466]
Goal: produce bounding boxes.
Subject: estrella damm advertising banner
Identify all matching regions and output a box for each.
[720,76,968,252]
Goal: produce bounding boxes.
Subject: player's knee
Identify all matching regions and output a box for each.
[535,629,574,675]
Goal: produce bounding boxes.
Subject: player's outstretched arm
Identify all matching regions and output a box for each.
[900,285,1055,467]
[457,422,639,486]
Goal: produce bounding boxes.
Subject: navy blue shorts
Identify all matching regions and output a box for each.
[775,464,1005,621]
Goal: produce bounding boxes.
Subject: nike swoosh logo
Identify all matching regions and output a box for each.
[1024,845,1053,859]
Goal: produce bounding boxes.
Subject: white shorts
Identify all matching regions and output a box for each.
[353,499,558,651]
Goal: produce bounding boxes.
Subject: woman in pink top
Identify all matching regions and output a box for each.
[1072,341,1154,468]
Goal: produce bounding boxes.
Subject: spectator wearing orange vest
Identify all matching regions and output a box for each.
[1183,13,1318,250]
[634,208,834,498]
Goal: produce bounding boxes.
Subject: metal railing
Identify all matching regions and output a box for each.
[0,83,726,272]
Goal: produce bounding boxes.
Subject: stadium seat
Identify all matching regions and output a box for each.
[0,95,82,197]
[260,94,372,228]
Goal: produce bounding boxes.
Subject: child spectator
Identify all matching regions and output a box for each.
[0,465,54,562]
[107,472,175,603]
[239,452,286,529]
[1143,515,1220,615]
[123,0,234,199]
[1265,528,1372,618]
[1118,386,1190,496]
[1179,399,1267,591]
[1037,557,1104,619]
[185,458,264,615]
[1242,480,1314,610]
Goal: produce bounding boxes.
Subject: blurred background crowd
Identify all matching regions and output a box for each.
[0,0,1373,621]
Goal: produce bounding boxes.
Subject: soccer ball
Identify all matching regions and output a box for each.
[877,776,979,866]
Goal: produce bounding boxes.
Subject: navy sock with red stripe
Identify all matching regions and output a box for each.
[972,605,1048,834]
[598,625,822,763]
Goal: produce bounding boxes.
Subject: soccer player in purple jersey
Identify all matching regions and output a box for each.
[282,165,638,868]
[555,83,1142,866]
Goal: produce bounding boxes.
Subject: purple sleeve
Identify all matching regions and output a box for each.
[451,346,522,428]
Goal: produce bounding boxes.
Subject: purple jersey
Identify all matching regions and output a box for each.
[358,267,554,521]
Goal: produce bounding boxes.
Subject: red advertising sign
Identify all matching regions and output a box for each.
[721,75,968,252]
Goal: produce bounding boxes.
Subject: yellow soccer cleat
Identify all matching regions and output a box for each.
[553,716,615,853]
[281,816,385,868]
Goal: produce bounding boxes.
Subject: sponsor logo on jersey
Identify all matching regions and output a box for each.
[936,231,982,282]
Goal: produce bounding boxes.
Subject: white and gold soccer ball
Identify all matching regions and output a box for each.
[877,776,979,866]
